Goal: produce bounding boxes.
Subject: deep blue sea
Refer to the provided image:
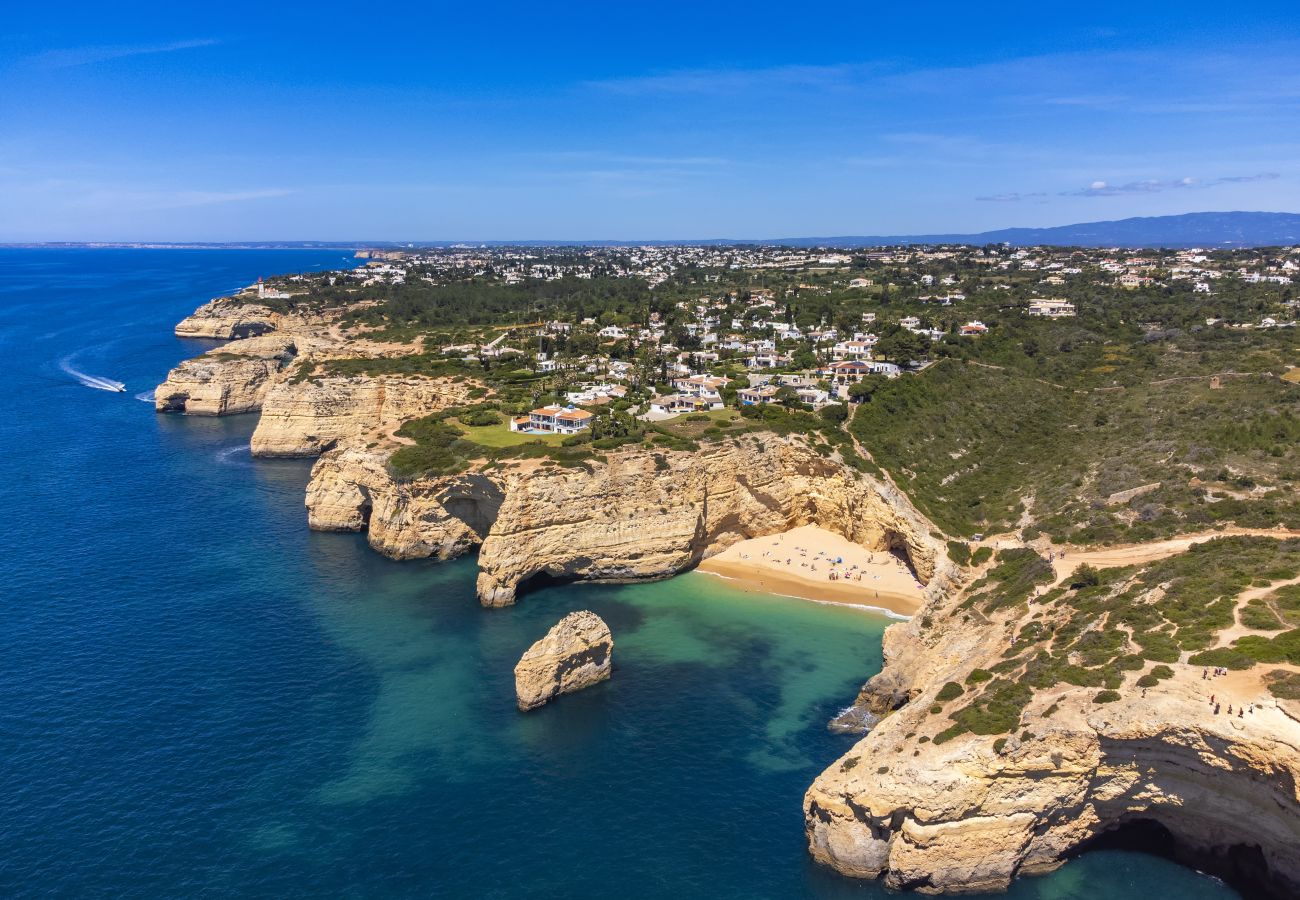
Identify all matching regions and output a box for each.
[0,249,1239,898]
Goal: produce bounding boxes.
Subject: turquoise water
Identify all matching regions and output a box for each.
[0,249,1238,898]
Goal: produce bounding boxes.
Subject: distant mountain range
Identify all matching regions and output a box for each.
[752,211,1300,249]
[9,211,1300,251]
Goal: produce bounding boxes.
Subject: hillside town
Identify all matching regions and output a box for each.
[252,242,1300,436]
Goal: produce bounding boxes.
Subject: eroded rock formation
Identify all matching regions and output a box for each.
[306,446,504,560]
[251,375,478,457]
[514,610,614,711]
[154,335,297,415]
[302,432,955,607]
[474,436,948,607]
[172,297,336,340]
[804,555,1300,897]
[173,298,284,339]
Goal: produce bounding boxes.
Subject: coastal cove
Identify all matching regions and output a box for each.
[0,249,1241,898]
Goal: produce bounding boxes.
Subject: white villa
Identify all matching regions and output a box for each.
[1027,298,1077,317]
[510,405,594,434]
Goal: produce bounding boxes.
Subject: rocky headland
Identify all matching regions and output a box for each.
[514,610,614,711]
[154,334,298,415]
[805,536,1300,897]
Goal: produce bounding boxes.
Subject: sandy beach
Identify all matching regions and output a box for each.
[696,525,925,616]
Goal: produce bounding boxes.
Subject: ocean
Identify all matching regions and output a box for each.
[0,248,1238,898]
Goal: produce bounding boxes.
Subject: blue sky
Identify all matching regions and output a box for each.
[2,1,1298,241]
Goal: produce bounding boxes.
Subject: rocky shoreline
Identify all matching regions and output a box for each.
[157,294,1300,898]
[804,540,1300,898]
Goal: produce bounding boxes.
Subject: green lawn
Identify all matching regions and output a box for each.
[451,418,567,448]
[654,407,743,439]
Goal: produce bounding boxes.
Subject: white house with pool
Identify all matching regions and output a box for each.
[510,404,594,435]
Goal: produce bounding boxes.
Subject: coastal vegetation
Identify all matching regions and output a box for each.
[933,536,1300,742]
[850,331,1300,540]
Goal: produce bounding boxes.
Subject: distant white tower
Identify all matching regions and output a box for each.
[257,277,265,299]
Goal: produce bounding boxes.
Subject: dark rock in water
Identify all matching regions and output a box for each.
[828,705,879,734]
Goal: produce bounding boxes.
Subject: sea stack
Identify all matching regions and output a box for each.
[514,611,613,711]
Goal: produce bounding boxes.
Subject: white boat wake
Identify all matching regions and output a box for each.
[59,356,126,392]
[135,390,155,403]
[215,444,253,466]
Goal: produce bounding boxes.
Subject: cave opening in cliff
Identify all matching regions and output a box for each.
[513,569,583,601]
[1067,818,1282,899]
[229,322,274,339]
[883,530,921,584]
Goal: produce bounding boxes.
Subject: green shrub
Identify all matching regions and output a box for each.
[458,407,502,426]
[1093,690,1121,704]
[1070,564,1102,589]
[933,724,966,745]
[819,403,849,424]
[1265,669,1300,700]
[949,680,1032,736]
[1188,647,1255,670]
[936,682,964,702]
[1241,601,1285,631]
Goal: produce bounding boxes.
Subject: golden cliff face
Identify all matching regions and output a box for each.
[160,298,479,450]
[306,446,504,560]
[302,431,958,607]
[154,335,297,415]
[172,297,326,339]
[250,375,478,457]
[803,558,1300,897]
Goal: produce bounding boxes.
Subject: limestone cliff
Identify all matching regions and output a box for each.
[804,544,1300,897]
[173,298,283,339]
[154,335,297,415]
[514,610,614,711]
[251,375,479,457]
[474,435,951,607]
[305,446,503,560]
[303,432,957,607]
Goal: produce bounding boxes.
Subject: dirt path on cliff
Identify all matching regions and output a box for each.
[1044,527,1300,584]
[1214,573,1300,647]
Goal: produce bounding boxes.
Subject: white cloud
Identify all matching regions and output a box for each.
[29,39,219,69]
[72,187,294,211]
[1064,173,1279,197]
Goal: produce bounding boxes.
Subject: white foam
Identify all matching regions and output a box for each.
[58,355,125,392]
[215,444,252,465]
